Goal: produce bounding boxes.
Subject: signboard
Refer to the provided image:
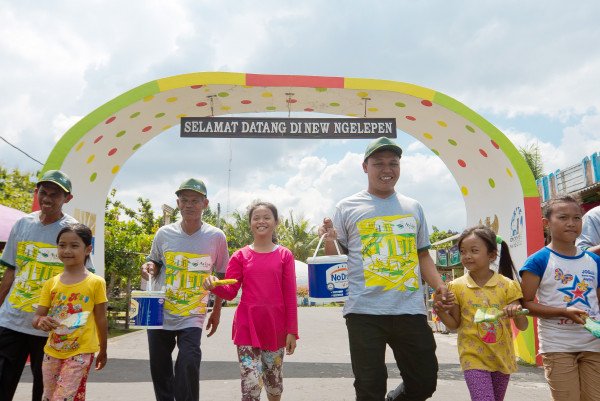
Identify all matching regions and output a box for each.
[448,245,461,266]
[180,117,396,139]
[436,249,448,267]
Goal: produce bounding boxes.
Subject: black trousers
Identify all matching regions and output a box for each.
[345,314,438,401]
[0,326,47,401]
[147,327,202,401]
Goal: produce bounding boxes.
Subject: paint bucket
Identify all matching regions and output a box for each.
[307,235,349,303]
[129,290,165,329]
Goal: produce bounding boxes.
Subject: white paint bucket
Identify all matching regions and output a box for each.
[306,235,348,303]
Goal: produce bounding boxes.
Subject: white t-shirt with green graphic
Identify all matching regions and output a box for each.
[333,190,431,316]
[148,221,229,330]
[0,212,85,336]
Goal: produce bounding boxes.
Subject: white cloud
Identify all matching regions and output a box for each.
[2,0,600,234]
[503,110,600,174]
[52,114,83,143]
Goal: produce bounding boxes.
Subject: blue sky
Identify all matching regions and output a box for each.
[2,1,600,233]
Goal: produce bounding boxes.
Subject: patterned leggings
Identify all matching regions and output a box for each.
[237,346,285,401]
[463,369,510,401]
[42,353,94,401]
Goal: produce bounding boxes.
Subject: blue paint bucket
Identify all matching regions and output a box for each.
[306,235,349,303]
[129,290,165,329]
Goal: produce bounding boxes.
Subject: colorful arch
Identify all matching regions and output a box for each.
[43,72,544,364]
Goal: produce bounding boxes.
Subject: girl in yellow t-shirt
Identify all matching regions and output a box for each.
[33,223,108,401]
[435,225,528,401]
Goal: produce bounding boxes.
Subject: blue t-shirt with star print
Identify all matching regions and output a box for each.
[520,247,600,353]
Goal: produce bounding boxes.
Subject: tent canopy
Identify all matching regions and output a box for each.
[0,204,27,242]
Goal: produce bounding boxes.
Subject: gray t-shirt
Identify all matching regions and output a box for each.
[333,190,431,316]
[0,212,89,336]
[148,221,229,330]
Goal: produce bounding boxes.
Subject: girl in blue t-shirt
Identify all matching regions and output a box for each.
[520,195,600,400]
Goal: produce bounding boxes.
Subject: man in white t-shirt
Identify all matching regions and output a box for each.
[140,178,229,401]
[319,137,450,401]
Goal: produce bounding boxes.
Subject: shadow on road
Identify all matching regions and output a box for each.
[19,360,545,383]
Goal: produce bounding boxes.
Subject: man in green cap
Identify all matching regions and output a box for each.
[318,137,450,401]
[141,178,229,401]
[0,169,93,401]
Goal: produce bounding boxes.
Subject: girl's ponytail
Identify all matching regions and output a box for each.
[497,238,517,280]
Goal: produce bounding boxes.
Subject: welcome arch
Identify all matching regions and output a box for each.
[43,72,544,362]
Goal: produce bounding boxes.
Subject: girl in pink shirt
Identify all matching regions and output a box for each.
[204,201,298,401]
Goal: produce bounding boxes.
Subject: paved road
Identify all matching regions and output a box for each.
[15,307,550,400]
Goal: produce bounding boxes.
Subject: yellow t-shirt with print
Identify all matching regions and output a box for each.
[448,272,523,374]
[38,273,108,359]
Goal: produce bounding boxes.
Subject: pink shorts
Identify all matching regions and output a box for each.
[42,353,94,401]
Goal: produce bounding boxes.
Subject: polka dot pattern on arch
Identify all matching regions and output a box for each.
[72,81,518,203]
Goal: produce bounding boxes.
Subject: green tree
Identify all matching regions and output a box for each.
[429,226,458,250]
[519,143,544,180]
[278,211,318,261]
[104,189,154,297]
[222,209,253,254]
[202,205,220,228]
[0,167,37,212]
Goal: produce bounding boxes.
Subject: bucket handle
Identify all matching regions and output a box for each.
[313,234,342,258]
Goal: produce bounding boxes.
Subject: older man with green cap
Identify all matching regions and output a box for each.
[0,169,93,401]
[318,137,450,401]
[141,178,229,401]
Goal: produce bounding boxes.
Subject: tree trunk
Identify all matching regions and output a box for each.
[125,275,131,330]
[106,272,116,298]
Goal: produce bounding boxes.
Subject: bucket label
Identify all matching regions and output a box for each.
[308,261,349,300]
[129,293,165,328]
[326,264,349,291]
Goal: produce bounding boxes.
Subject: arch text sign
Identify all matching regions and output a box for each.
[181,117,396,138]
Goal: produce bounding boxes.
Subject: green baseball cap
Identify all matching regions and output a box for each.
[176,178,207,196]
[364,137,403,161]
[37,170,72,193]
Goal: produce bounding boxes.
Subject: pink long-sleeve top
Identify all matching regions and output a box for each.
[211,245,299,351]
